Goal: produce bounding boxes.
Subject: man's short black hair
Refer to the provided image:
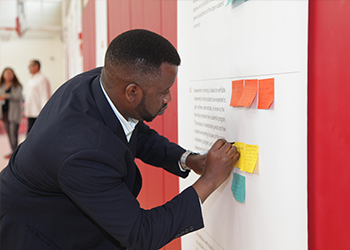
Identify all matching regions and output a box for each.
[105,29,181,74]
[32,60,41,70]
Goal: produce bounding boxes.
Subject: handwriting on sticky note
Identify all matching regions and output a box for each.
[234,142,259,173]
[258,78,274,109]
[230,80,244,107]
[234,142,245,170]
[237,79,257,107]
[231,172,245,203]
[240,144,259,173]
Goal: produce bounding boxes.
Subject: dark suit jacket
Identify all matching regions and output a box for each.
[0,68,204,250]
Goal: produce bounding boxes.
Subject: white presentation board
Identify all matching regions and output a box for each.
[177,1,308,249]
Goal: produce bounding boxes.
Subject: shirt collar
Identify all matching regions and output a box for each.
[100,79,139,141]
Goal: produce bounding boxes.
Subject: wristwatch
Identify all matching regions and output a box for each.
[180,150,197,171]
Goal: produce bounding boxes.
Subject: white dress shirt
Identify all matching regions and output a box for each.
[25,71,51,118]
[100,80,138,142]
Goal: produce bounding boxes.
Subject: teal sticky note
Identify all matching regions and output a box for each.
[226,0,235,6]
[231,172,245,203]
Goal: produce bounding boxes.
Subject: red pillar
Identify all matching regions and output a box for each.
[82,0,96,72]
[107,1,180,249]
[308,1,350,249]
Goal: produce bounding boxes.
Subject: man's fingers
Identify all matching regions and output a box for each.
[228,145,238,155]
[210,139,238,157]
[231,151,240,164]
[211,138,227,150]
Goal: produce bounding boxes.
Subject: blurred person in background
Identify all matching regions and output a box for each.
[0,67,23,159]
[25,60,51,134]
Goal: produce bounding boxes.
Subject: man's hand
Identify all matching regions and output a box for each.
[192,139,240,203]
[186,153,206,175]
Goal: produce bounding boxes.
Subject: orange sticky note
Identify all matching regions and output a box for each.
[258,78,274,109]
[230,80,244,107]
[237,79,258,107]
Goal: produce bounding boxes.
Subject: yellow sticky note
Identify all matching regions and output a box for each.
[240,144,259,173]
[233,142,259,173]
[234,142,245,170]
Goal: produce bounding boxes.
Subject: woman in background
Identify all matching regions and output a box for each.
[0,68,23,159]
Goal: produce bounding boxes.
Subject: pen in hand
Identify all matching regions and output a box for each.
[200,142,235,155]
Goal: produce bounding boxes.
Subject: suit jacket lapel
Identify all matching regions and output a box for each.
[92,76,141,196]
[128,129,142,197]
[92,76,127,144]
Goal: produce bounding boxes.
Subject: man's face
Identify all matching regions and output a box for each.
[135,63,177,122]
[28,61,38,75]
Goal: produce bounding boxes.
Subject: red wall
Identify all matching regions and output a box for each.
[107,1,180,250]
[82,0,96,72]
[308,1,350,249]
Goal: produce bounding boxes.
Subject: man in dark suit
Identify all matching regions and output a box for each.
[0,29,239,250]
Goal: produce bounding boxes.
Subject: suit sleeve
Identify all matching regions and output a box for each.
[58,149,204,250]
[135,121,189,178]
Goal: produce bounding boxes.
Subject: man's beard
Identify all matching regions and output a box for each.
[135,93,166,122]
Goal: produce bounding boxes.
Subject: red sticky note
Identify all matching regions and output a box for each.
[258,78,274,109]
[237,79,258,107]
[230,80,244,107]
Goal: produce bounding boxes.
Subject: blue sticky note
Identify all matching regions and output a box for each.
[231,172,245,203]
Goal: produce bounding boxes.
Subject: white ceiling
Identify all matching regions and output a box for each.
[0,0,62,40]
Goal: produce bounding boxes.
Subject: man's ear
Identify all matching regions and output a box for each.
[125,83,141,103]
